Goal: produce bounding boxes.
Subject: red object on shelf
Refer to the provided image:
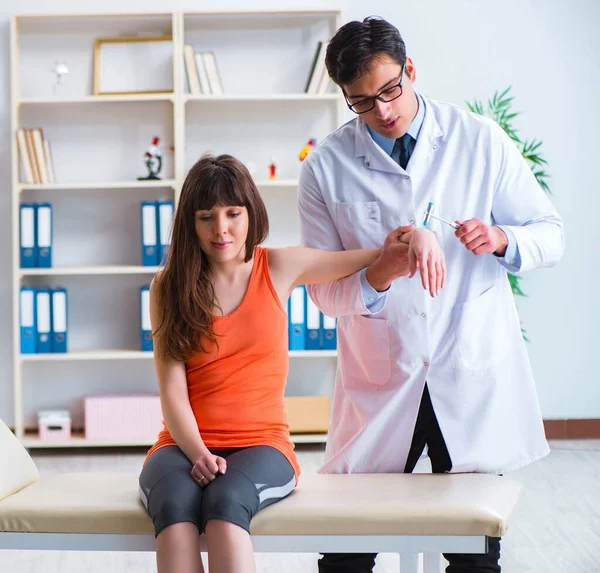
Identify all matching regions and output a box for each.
[268,158,277,180]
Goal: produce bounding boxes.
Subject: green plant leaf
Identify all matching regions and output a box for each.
[508,273,526,297]
[524,155,548,167]
[498,85,513,101]
[523,139,543,153]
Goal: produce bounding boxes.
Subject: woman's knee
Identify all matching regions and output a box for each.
[157,520,198,540]
[201,472,258,532]
[152,494,202,536]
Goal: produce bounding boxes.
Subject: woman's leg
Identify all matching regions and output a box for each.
[201,446,296,573]
[139,446,205,573]
[156,522,205,573]
[205,519,255,573]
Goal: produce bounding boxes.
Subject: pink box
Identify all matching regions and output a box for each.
[84,394,163,441]
[38,410,71,441]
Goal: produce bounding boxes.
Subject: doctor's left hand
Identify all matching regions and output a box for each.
[455,219,508,257]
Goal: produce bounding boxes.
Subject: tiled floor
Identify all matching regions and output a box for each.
[1,440,599,572]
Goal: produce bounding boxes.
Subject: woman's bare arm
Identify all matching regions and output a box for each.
[268,246,381,295]
[149,278,209,465]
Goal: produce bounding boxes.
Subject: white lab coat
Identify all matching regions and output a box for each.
[298,96,564,475]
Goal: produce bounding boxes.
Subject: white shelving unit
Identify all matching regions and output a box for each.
[11,10,343,448]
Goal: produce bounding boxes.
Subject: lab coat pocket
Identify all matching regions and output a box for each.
[453,285,509,372]
[339,314,391,386]
[336,201,383,249]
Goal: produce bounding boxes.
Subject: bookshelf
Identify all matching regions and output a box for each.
[10,10,343,448]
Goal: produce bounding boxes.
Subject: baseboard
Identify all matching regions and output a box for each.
[544,419,600,439]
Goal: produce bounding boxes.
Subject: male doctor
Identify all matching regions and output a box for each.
[298,16,564,573]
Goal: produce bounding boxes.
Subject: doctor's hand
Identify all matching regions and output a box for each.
[407,229,446,297]
[365,225,414,292]
[455,219,508,257]
[190,450,227,487]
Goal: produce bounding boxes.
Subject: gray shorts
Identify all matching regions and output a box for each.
[139,445,296,537]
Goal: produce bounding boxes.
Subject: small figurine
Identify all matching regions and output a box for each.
[138,137,163,180]
[298,138,317,162]
[268,157,277,180]
[51,61,69,97]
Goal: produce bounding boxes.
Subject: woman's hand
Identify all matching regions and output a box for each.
[408,229,446,297]
[190,450,227,487]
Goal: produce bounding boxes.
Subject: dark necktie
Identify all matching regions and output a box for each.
[391,133,416,170]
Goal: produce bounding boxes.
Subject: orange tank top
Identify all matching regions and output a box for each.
[145,247,300,478]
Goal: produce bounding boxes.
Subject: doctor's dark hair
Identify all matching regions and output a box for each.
[325,16,407,86]
[152,154,269,362]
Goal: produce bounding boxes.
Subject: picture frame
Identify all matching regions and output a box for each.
[93,36,173,96]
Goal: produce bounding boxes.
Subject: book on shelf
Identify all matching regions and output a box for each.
[183,44,201,95]
[16,128,55,185]
[183,45,224,95]
[202,52,223,95]
[20,285,68,354]
[287,285,337,351]
[43,139,56,184]
[19,202,53,269]
[305,41,332,95]
[194,52,211,94]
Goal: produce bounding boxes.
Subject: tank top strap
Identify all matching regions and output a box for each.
[248,247,281,311]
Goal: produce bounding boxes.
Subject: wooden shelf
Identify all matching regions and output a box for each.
[18,94,175,105]
[18,180,177,192]
[185,94,340,103]
[21,431,327,448]
[20,265,160,277]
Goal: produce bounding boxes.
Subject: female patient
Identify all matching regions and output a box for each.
[139,154,445,573]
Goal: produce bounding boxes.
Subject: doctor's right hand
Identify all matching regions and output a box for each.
[365,225,414,292]
[190,450,227,487]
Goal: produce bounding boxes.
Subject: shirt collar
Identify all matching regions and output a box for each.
[367,92,426,156]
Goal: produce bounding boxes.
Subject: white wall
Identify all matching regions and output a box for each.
[1,0,598,423]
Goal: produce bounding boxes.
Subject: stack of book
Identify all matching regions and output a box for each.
[20,203,52,268]
[287,285,337,351]
[20,286,68,354]
[304,41,333,95]
[140,200,174,266]
[183,45,224,95]
[16,128,56,184]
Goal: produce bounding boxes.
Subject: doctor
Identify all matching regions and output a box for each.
[298,16,564,573]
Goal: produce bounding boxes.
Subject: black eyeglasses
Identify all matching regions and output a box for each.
[344,63,406,115]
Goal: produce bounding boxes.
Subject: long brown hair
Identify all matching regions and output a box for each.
[153,154,269,361]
